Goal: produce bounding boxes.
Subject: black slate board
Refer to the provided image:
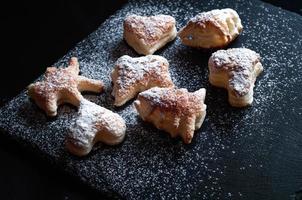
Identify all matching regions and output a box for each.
[1,0,302,199]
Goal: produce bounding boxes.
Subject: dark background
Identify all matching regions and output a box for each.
[0,1,301,199]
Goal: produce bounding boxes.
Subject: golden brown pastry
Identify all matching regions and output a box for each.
[124,14,177,55]
[28,57,103,116]
[66,99,126,157]
[111,55,174,106]
[134,87,207,144]
[178,8,243,49]
[208,48,263,107]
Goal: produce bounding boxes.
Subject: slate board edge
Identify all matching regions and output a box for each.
[0,0,301,198]
[0,3,131,197]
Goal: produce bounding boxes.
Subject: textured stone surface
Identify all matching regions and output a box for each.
[0,0,302,199]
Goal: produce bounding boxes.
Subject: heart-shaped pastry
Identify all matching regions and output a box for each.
[123,14,177,55]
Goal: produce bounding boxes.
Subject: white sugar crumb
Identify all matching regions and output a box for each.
[138,87,163,104]
[0,0,301,199]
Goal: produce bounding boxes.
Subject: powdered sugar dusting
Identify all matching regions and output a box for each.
[209,48,261,96]
[0,0,302,199]
[111,55,174,105]
[113,55,170,93]
[190,8,241,35]
[29,60,79,100]
[124,14,175,44]
[68,99,126,150]
[137,87,205,114]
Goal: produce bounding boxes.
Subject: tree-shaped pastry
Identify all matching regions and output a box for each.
[134,87,207,144]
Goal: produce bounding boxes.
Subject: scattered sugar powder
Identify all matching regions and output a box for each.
[0,0,301,199]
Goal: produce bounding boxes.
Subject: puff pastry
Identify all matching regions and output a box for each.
[111,55,174,106]
[28,57,103,116]
[66,99,126,157]
[134,87,207,144]
[208,48,263,107]
[178,8,243,49]
[124,14,177,55]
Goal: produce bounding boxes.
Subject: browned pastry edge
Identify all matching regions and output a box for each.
[66,99,126,157]
[123,14,177,55]
[28,57,104,116]
[111,55,174,106]
[178,8,243,49]
[134,87,207,144]
[208,48,263,107]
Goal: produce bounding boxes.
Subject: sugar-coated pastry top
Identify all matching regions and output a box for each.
[66,99,126,156]
[189,8,242,36]
[28,57,103,116]
[209,48,262,97]
[178,8,243,49]
[111,55,174,106]
[124,14,176,46]
[137,87,205,116]
[123,14,177,55]
[135,87,206,144]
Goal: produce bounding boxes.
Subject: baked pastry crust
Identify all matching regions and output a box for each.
[208,48,263,107]
[178,8,243,49]
[28,57,104,116]
[111,55,174,106]
[124,14,177,55]
[66,99,126,157]
[134,87,206,144]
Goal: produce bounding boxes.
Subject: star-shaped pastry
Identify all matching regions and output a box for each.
[111,55,174,106]
[124,14,177,55]
[28,57,104,116]
[134,87,207,144]
[208,48,263,107]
